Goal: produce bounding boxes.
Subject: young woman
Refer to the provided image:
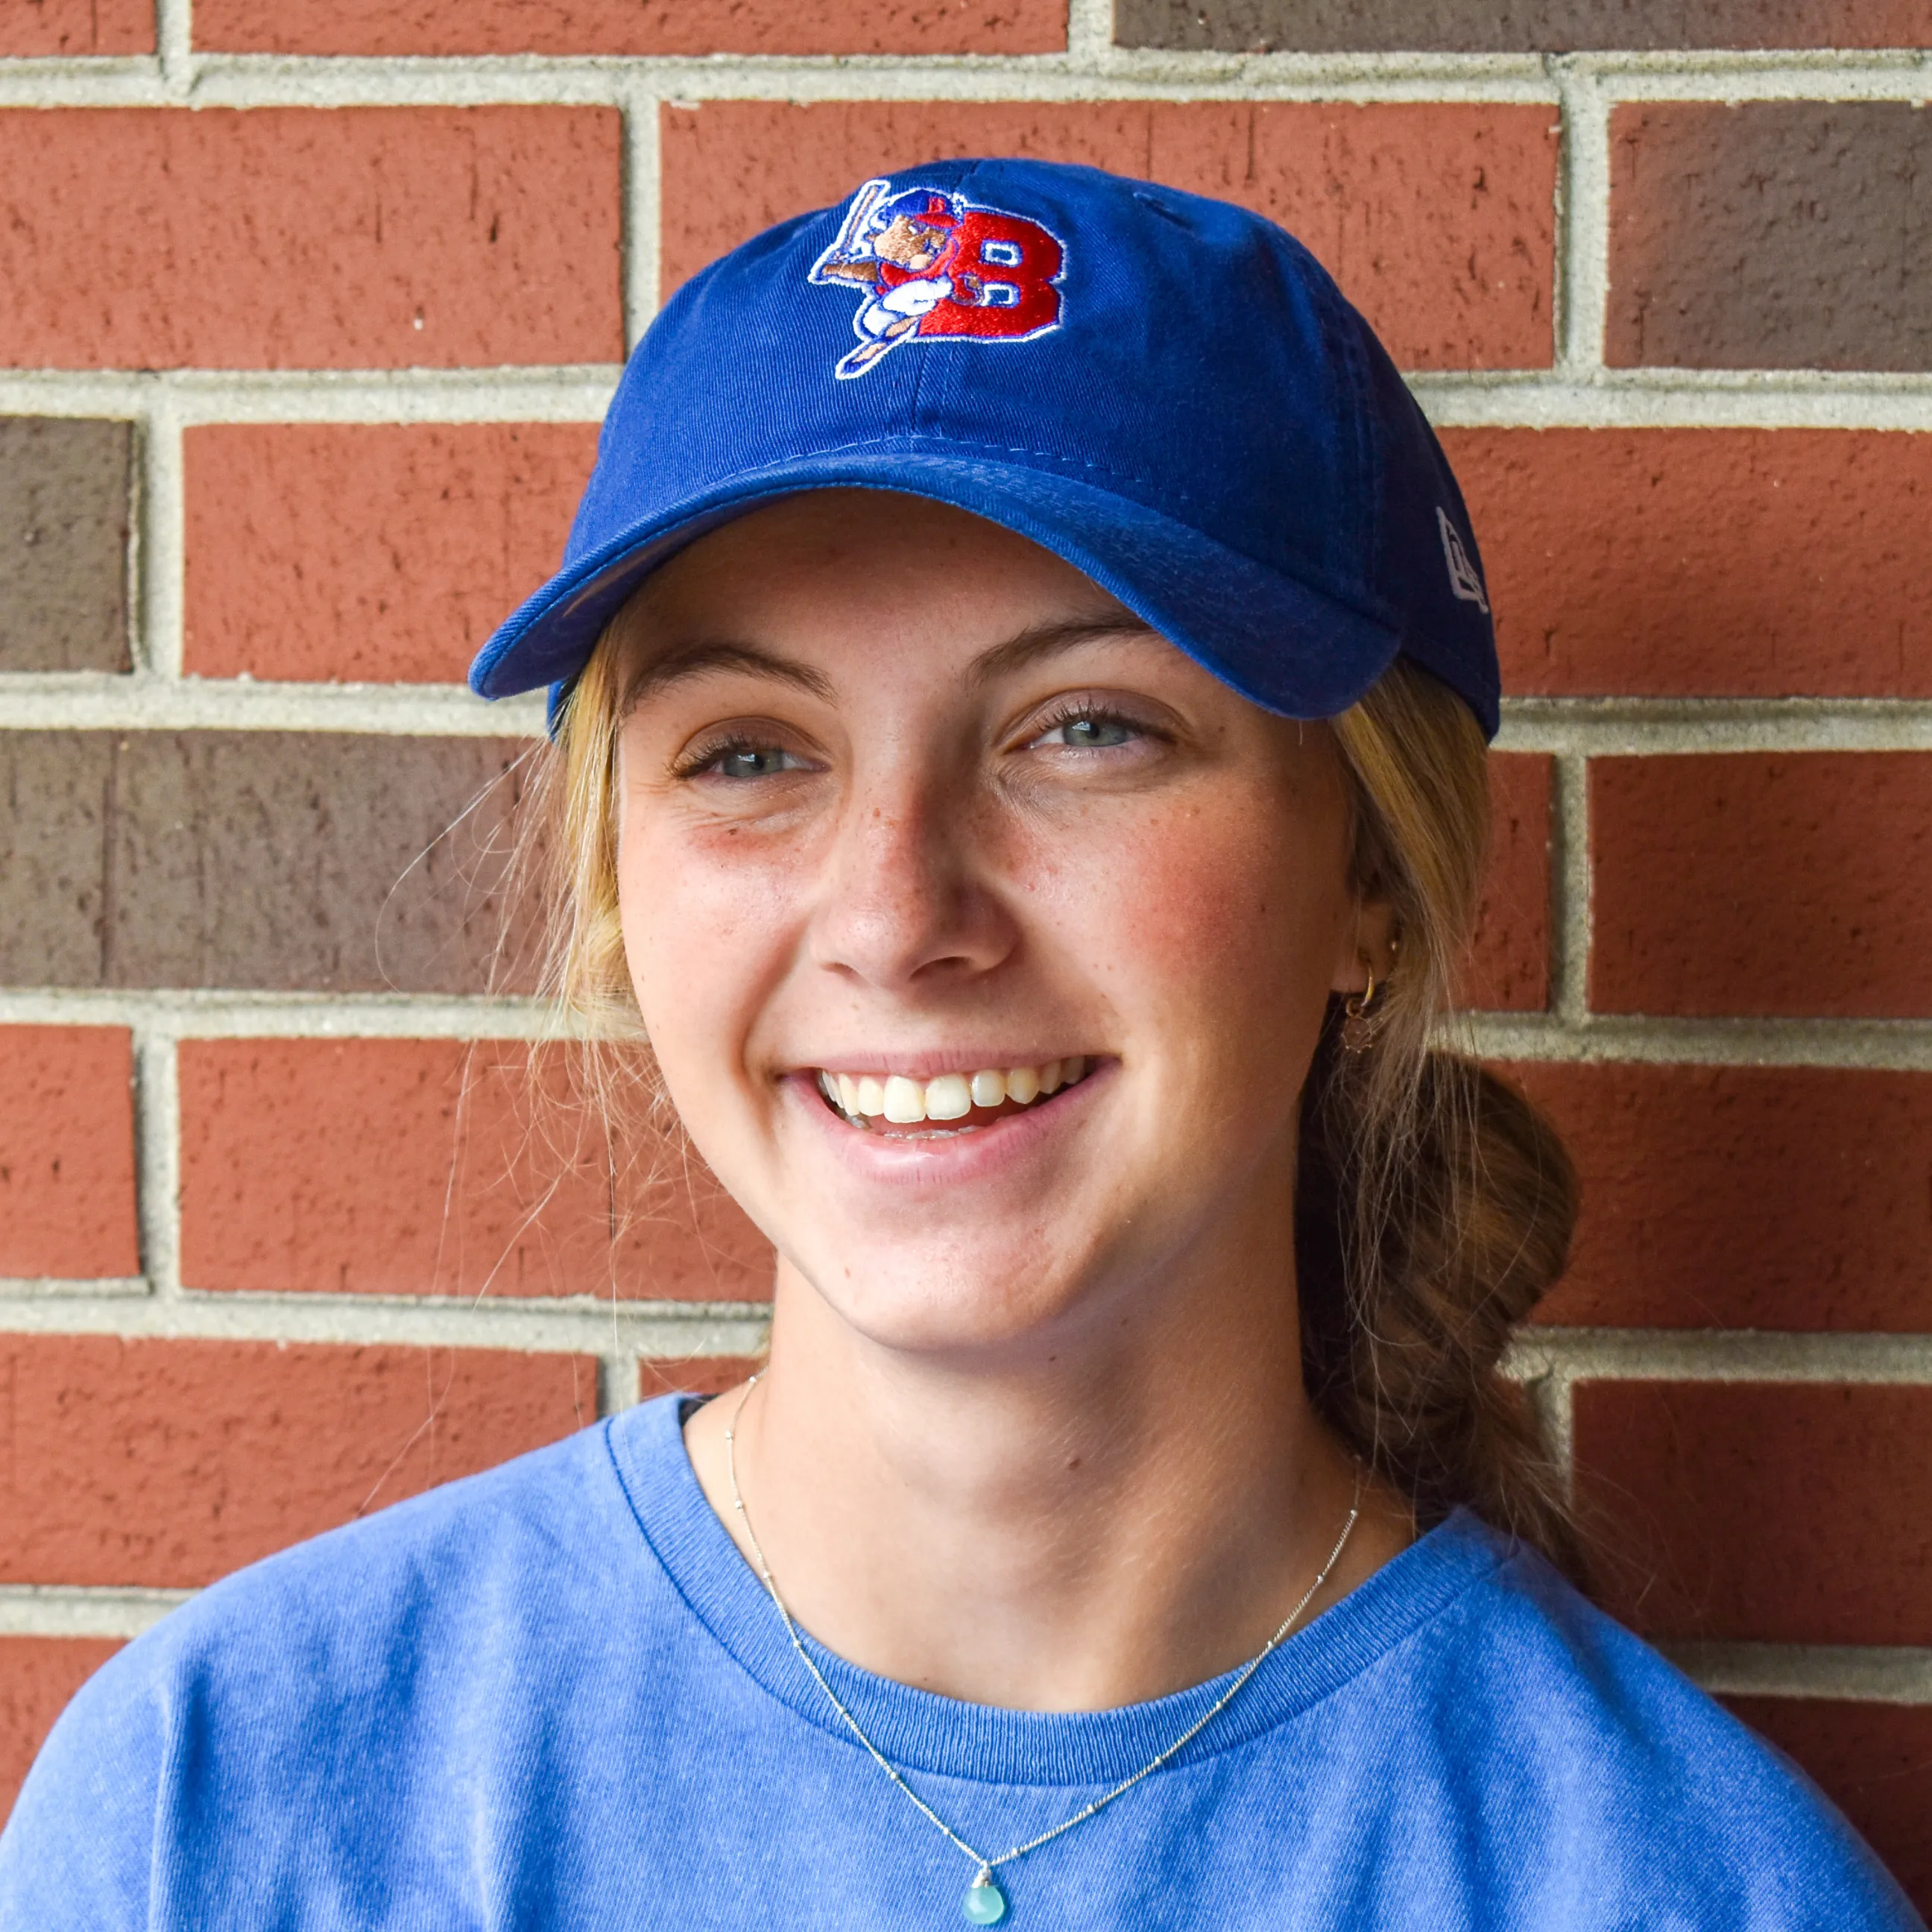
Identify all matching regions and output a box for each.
[2,160,1919,1931]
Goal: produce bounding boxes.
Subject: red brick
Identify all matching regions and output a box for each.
[0,1335,596,1588]
[1518,1064,1932,1332]
[195,0,1064,55]
[1459,752,1550,1013]
[1573,1381,1932,1647]
[0,1028,139,1281]
[0,0,151,54]
[1445,429,1932,699]
[0,1639,121,1823]
[662,101,1556,370]
[1724,1699,1932,1916]
[0,110,622,371]
[183,424,599,684]
[637,1355,763,1404]
[1590,754,1932,1019]
[178,1038,773,1301]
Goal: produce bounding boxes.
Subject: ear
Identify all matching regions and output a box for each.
[1330,886,1399,997]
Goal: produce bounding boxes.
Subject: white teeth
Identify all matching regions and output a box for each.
[883,1075,926,1124]
[925,1073,972,1120]
[818,1058,1092,1125]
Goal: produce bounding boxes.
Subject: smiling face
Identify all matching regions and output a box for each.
[613,491,1377,1361]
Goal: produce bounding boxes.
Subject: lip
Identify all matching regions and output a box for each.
[781,1058,1112,1186]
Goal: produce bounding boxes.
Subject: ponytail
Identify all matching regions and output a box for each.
[1310,660,1582,1577]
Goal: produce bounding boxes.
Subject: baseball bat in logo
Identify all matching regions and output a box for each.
[809,177,1067,379]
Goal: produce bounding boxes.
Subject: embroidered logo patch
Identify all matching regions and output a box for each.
[809,178,1067,380]
[1437,506,1490,614]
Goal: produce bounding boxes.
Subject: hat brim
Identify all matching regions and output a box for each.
[467,450,1402,729]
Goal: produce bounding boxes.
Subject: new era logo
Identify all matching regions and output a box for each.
[1437,507,1489,615]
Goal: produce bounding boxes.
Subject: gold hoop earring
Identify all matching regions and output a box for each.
[1340,959,1384,1055]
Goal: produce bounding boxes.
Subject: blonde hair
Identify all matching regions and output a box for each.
[522,625,1579,1573]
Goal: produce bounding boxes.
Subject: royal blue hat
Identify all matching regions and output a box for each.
[468,157,1500,739]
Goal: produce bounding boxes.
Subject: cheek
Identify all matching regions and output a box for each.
[614,813,806,1083]
[1045,798,1349,1053]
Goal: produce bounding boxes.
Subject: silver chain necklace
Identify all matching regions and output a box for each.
[723,1372,1363,1926]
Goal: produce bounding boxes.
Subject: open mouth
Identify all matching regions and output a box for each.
[813,1058,1093,1137]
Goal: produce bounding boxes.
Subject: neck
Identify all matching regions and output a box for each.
[684,1242,1410,1711]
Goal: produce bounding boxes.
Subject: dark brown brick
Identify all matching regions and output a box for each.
[1723,1699,1932,1916]
[1609,103,1932,372]
[0,420,132,673]
[1116,0,1932,49]
[1573,1380,1932,1647]
[0,733,538,994]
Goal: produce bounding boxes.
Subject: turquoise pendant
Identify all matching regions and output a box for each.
[962,1869,1008,1925]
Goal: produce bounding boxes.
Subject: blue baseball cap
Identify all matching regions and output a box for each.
[468,157,1500,739]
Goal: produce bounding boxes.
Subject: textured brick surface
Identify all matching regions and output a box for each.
[179,1039,772,1301]
[0,110,622,371]
[0,1027,139,1282]
[1519,1064,1932,1332]
[1573,1382,1932,1646]
[0,1640,121,1823]
[184,424,599,684]
[0,733,535,994]
[1459,752,1550,1013]
[0,0,151,54]
[195,0,1064,54]
[0,418,133,675]
[0,1336,596,1588]
[1726,1699,1932,1915]
[638,1355,763,1403]
[1590,754,1932,1019]
[1609,104,1932,372]
[1447,428,1932,699]
[1116,0,1932,49]
[662,101,1557,370]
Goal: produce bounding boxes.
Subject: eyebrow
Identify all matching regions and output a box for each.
[624,642,837,709]
[623,612,1160,710]
[965,612,1162,688]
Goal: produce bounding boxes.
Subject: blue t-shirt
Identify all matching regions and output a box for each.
[1,1394,1919,1930]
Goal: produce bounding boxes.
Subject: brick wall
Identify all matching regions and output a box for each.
[1,1,1927,1901]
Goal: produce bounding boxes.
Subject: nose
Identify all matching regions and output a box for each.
[809,761,1017,992]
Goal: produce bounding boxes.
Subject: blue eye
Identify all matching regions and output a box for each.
[686,742,807,780]
[1041,713,1137,749]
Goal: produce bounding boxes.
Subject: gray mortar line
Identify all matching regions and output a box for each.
[0,988,568,1038]
[1462,1013,1932,1073]
[1549,60,1609,374]
[0,1287,771,1358]
[2,49,1923,113]
[136,398,184,680]
[132,1031,182,1300]
[1508,1328,1932,1385]
[154,0,193,101]
[5,680,1930,745]
[1661,1643,1932,1704]
[0,1585,195,1641]
[5,368,1930,432]
[1495,697,1932,757]
[619,80,663,347]
[0,677,550,736]
[1547,754,1591,1026]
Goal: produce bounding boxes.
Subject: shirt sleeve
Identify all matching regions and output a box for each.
[0,1643,165,1932]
